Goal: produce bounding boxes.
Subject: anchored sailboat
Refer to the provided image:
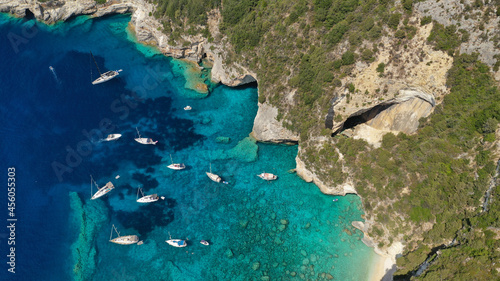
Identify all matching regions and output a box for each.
[90,175,115,200]
[90,51,121,85]
[206,163,228,184]
[136,186,159,203]
[257,172,278,181]
[134,127,158,145]
[167,154,185,170]
[165,232,187,247]
[109,224,139,245]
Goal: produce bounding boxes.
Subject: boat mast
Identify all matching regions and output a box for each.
[137,186,144,199]
[135,127,141,139]
[90,51,102,76]
[90,175,94,197]
[170,154,173,164]
[110,224,120,240]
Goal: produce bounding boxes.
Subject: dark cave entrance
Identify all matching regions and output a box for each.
[332,102,396,137]
[24,9,35,20]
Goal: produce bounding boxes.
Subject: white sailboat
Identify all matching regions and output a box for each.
[90,51,121,85]
[101,134,122,141]
[165,232,187,248]
[134,127,158,145]
[136,186,159,203]
[90,175,115,200]
[206,163,228,184]
[257,172,278,181]
[109,224,139,245]
[167,154,185,170]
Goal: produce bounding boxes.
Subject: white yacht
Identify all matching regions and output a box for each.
[109,224,139,245]
[90,51,121,85]
[167,154,185,170]
[102,134,122,141]
[257,172,278,181]
[90,175,115,200]
[134,127,158,145]
[166,233,187,247]
[136,187,159,203]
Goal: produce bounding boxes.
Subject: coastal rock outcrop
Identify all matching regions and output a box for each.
[251,103,299,143]
[0,0,98,24]
[295,155,357,195]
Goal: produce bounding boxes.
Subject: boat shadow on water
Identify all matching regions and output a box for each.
[114,197,177,238]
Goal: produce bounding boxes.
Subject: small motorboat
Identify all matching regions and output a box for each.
[184,106,192,110]
[102,134,122,141]
[332,198,338,202]
[257,172,277,181]
[200,240,209,246]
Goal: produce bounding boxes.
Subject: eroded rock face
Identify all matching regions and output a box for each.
[366,95,433,134]
[251,103,298,143]
[415,0,500,69]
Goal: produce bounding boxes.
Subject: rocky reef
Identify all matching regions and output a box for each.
[70,192,108,281]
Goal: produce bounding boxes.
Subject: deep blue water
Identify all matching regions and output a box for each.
[0,14,375,281]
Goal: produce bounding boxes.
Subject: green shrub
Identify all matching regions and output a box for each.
[427,23,461,52]
[376,62,385,73]
[341,51,356,65]
[388,13,401,30]
[395,29,406,39]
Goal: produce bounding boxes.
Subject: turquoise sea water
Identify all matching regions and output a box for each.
[0,13,375,280]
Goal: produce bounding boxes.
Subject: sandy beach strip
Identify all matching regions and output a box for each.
[368,253,395,281]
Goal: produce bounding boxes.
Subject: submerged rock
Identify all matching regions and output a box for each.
[225,249,234,258]
[278,224,287,232]
[239,220,249,228]
[252,262,260,271]
[215,136,231,143]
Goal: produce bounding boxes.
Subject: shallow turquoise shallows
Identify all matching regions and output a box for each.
[0,13,375,281]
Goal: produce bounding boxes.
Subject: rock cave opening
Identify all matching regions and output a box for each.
[332,102,396,137]
[24,9,35,20]
[234,79,258,89]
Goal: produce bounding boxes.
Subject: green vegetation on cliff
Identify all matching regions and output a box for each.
[149,0,500,279]
[303,52,500,279]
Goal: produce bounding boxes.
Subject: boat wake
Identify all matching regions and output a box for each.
[49,66,61,84]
